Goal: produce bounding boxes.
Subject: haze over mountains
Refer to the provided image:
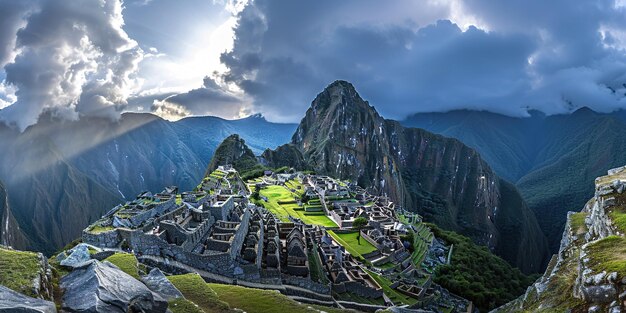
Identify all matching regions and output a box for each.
[403,107,626,252]
[1,79,623,276]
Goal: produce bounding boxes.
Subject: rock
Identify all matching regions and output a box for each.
[608,272,618,283]
[582,285,617,304]
[588,305,601,313]
[0,285,57,313]
[591,271,607,285]
[60,260,168,313]
[141,268,182,301]
[60,244,91,268]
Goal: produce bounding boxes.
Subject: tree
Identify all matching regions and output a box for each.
[352,217,368,245]
[251,184,261,201]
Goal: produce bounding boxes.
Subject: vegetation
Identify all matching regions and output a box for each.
[352,217,368,244]
[209,283,349,313]
[586,235,626,277]
[167,274,231,313]
[427,223,537,312]
[0,247,43,298]
[327,230,377,257]
[257,185,337,227]
[364,269,416,305]
[168,298,205,313]
[104,253,141,280]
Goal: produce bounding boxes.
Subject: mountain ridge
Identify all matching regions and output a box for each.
[272,80,549,273]
[403,107,626,252]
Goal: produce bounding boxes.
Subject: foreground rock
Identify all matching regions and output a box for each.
[494,166,626,312]
[58,243,91,268]
[141,268,183,300]
[0,285,56,313]
[60,260,168,313]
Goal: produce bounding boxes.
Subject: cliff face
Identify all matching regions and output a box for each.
[289,80,548,273]
[259,144,307,170]
[497,166,626,312]
[0,181,28,248]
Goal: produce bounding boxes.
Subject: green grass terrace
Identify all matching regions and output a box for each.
[327,230,377,259]
[256,184,337,227]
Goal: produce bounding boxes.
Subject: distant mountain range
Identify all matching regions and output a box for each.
[403,107,626,252]
[262,81,549,273]
[0,113,296,254]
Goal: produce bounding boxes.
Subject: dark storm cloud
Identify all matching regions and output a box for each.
[221,0,626,121]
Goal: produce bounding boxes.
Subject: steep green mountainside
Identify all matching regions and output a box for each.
[205,134,263,177]
[0,113,295,254]
[427,223,538,311]
[275,80,548,273]
[403,107,626,252]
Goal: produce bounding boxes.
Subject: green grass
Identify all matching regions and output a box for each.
[0,247,42,298]
[168,298,205,313]
[327,231,377,257]
[364,269,416,305]
[88,224,115,233]
[209,283,348,313]
[586,235,626,277]
[569,212,586,232]
[104,253,140,280]
[167,274,231,313]
[258,185,337,227]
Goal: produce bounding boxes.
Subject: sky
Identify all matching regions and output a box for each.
[0,0,625,129]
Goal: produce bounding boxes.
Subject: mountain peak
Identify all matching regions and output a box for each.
[245,113,266,120]
[572,106,596,116]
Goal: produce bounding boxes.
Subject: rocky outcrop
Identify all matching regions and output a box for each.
[284,80,548,273]
[495,166,626,312]
[205,134,260,176]
[58,243,91,268]
[60,260,168,313]
[0,181,28,248]
[141,268,183,300]
[259,144,307,170]
[0,285,56,313]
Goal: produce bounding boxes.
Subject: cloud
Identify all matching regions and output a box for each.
[151,76,248,120]
[0,0,144,130]
[220,0,626,121]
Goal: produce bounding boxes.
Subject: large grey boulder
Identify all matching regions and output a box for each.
[59,244,91,268]
[60,260,168,313]
[0,285,56,313]
[141,268,182,300]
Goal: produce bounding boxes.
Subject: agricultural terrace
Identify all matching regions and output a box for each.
[256,184,337,227]
[398,214,434,267]
[327,231,377,258]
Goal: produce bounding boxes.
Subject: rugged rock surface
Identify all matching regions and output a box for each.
[59,243,91,268]
[205,134,261,176]
[259,144,307,170]
[60,260,168,313]
[282,80,548,273]
[0,285,56,313]
[0,180,28,248]
[141,268,183,300]
[495,166,626,312]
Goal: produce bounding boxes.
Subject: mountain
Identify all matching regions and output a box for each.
[0,181,28,248]
[496,166,626,312]
[403,108,626,252]
[0,113,296,254]
[274,80,549,273]
[205,134,262,176]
